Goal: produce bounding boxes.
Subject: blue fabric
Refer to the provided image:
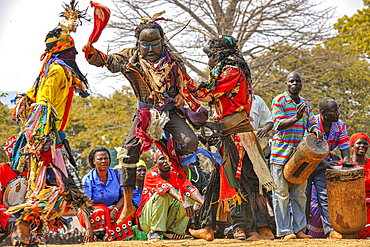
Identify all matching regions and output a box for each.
[271,163,307,237]
[132,187,143,208]
[11,132,27,171]
[307,167,334,235]
[82,168,123,207]
[181,148,222,167]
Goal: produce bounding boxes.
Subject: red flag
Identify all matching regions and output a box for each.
[85,1,111,60]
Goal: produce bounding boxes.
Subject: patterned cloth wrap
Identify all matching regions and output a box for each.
[78,204,133,241]
[6,26,92,233]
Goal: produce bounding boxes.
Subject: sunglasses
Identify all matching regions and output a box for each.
[138,38,163,48]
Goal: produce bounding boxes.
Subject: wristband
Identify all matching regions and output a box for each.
[195,202,202,206]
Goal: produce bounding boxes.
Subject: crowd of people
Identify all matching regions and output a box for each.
[1,1,370,246]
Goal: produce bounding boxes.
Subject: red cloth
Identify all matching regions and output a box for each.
[211,67,252,120]
[356,158,370,239]
[135,108,152,152]
[136,167,197,218]
[84,1,111,60]
[154,138,186,202]
[350,132,370,147]
[0,163,18,230]
[218,164,236,201]
[78,204,133,241]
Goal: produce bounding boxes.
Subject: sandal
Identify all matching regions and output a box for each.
[147,231,161,241]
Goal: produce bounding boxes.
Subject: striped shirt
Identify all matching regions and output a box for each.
[315,114,350,159]
[270,91,317,165]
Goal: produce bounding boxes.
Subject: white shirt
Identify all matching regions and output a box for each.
[250,95,273,130]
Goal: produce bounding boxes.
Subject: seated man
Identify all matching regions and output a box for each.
[137,151,204,240]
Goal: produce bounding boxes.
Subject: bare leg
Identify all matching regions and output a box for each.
[246,226,274,241]
[189,226,214,241]
[116,186,136,225]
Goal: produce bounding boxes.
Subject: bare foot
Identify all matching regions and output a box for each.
[116,204,136,225]
[246,232,275,241]
[189,226,214,241]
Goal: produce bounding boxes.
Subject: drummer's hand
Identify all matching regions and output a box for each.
[366,198,370,204]
[320,160,338,169]
[256,128,268,138]
[296,103,306,120]
[312,128,324,142]
[82,44,96,55]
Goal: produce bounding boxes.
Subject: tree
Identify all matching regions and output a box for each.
[0,94,20,163]
[104,0,334,88]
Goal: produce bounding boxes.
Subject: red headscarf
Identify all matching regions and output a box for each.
[350,132,370,147]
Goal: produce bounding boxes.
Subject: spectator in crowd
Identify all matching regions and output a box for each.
[133,160,147,209]
[79,147,133,242]
[136,151,204,240]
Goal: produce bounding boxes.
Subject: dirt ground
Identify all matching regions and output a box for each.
[44,238,370,247]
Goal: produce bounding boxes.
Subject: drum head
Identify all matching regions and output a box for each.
[2,177,27,208]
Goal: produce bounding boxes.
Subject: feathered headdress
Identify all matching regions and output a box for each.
[58,0,88,33]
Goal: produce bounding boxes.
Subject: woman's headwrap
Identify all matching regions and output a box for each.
[136,159,147,169]
[350,132,370,147]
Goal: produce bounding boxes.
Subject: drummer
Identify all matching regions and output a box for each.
[270,71,323,240]
[230,94,274,240]
[1,137,27,245]
[306,97,350,239]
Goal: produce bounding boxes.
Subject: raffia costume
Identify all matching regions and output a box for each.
[86,27,207,188]
[6,1,92,244]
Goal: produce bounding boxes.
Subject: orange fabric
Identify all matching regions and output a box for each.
[40,35,75,79]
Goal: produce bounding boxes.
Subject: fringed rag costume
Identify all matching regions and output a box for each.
[86,17,207,199]
[189,35,277,231]
[5,1,92,241]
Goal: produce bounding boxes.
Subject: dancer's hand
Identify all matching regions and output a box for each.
[182,200,195,218]
[82,44,96,55]
[7,217,16,232]
[194,203,201,214]
[84,228,94,243]
[174,94,185,107]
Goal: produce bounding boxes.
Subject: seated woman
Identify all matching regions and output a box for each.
[132,160,147,209]
[78,147,134,242]
[346,133,370,239]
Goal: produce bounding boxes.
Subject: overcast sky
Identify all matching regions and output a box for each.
[0,0,364,98]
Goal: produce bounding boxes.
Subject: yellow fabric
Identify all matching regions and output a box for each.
[136,159,147,169]
[25,63,74,132]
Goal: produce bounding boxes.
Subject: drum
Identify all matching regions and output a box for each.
[326,164,366,238]
[283,133,329,184]
[2,176,27,208]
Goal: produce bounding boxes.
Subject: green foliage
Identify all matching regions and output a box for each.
[0,94,19,163]
[334,0,370,58]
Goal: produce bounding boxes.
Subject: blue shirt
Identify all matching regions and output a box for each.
[82,168,123,207]
[132,187,143,208]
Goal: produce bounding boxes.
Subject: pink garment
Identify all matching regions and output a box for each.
[136,108,153,152]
